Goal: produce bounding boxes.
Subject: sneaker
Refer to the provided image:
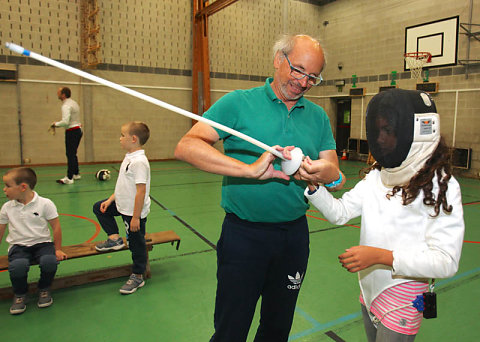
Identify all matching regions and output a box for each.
[73,174,81,180]
[10,295,27,315]
[56,176,74,184]
[119,274,145,294]
[95,237,125,252]
[37,289,53,308]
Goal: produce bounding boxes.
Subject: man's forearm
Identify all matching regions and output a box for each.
[175,136,252,177]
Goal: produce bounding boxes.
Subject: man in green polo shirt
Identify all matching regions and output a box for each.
[175,34,345,342]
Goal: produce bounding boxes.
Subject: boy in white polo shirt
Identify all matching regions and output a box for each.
[0,167,67,315]
[93,121,151,294]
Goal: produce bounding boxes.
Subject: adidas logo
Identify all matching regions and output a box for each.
[287,272,303,290]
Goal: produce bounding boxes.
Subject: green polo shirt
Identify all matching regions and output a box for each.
[204,77,336,222]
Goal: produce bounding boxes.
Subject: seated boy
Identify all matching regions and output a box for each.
[0,167,67,315]
[93,121,151,294]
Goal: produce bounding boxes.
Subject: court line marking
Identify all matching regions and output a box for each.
[289,307,361,341]
[149,194,217,250]
[325,330,346,342]
[58,213,102,243]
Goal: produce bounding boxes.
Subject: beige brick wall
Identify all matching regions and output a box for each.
[4,66,194,164]
[0,79,21,166]
[99,0,191,68]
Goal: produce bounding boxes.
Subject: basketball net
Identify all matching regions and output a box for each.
[404,52,431,80]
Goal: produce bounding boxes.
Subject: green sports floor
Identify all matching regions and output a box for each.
[0,160,479,341]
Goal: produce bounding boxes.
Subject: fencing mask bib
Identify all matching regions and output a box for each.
[366,89,440,187]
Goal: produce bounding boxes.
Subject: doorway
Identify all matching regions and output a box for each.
[335,99,351,156]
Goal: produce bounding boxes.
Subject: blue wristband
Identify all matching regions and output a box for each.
[324,172,342,188]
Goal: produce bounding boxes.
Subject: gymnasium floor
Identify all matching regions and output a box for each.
[0,159,478,341]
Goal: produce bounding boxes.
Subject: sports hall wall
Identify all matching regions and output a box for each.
[0,0,479,177]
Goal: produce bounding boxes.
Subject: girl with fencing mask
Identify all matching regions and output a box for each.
[303,89,465,341]
[366,88,440,187]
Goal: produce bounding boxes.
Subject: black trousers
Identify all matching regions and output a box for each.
[8,242,58,295]
[93,199,147,275]
[65,128,82,179]
[210,213,310,342]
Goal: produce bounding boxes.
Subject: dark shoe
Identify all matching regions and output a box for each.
[95,237,125,252]
[119,274,145,294]
[38,289,53,308]
[10,295,27,315]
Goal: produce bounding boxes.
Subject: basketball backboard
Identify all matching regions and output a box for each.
[404,16,459,70]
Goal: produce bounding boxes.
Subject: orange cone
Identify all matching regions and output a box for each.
[341,149,348,160]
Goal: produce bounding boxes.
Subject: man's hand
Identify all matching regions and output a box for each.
[247,146,295,181]
[48,123,56,135]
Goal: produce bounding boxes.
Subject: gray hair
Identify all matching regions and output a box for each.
[272,34,327,71]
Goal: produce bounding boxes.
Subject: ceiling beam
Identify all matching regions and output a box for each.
[195,0,239,19]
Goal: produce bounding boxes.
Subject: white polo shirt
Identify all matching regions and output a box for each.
[0,192,58,249]
[114,149,151,218]
[55,98,81,129]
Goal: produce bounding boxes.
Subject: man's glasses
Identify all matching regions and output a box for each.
[283,53,323,86]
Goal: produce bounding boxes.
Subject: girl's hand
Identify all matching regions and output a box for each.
[338,245,393,273]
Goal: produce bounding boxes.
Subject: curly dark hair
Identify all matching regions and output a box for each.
[362,137,453,217]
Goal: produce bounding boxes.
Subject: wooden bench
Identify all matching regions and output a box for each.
[0,230,180,299]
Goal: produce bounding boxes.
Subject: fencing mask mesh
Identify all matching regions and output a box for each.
[366,89,437,168]
[366,89,440,186]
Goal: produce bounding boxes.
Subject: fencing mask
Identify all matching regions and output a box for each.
[366,89,440,187]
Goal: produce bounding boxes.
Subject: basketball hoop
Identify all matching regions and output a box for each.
[404,52,432,80]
